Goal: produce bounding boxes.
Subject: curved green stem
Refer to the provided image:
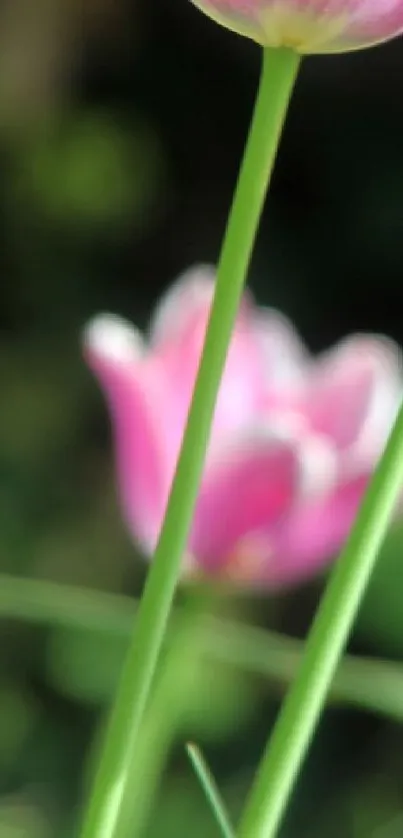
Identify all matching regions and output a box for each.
[1,573,403,723]
[238,402,403,838]
[0,575,133,635]
[78,46,300,838]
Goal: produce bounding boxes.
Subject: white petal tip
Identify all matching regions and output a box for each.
[83,314,144,363]
[298,434,338,499]
[149,264,216,344]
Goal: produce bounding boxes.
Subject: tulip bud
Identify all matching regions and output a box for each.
[191,0,403,54]
[84,266,402,587]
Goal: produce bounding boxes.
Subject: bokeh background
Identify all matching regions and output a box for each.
[1,1,403,836]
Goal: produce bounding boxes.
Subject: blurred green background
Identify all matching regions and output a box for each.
[1,1,403,836]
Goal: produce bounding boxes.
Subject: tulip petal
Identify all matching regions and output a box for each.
[270,473,368,585]
[191,0,264,43]
[83,315,169,548]
[190,429,299,573]
[346,0,403,49]
[150,266,269,448]
[306,336,401,453]
[255,308,309,418]
[149,265,216,349]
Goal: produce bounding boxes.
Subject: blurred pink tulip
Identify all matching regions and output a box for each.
[83,266,401,587]
[190,0,403,53]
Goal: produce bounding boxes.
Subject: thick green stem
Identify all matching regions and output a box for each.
[78,46,300,838]
[105,598,207,838]
[238,401,403,838]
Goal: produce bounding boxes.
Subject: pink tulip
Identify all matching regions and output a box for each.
[83,265,401,587]
[190,0,403,54]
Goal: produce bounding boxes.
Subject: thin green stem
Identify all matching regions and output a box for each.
[238,402,403,838]
[78,46,300,838]
[2,573,403,722]
[186,742,235,838]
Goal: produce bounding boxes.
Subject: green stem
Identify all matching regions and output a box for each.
[0,576,133,635]
[105,597,207,838]
[78,46,300,838]
[186,742,236,838]
[238,402,403,838]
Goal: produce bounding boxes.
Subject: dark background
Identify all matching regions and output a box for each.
[0,1,403,836]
